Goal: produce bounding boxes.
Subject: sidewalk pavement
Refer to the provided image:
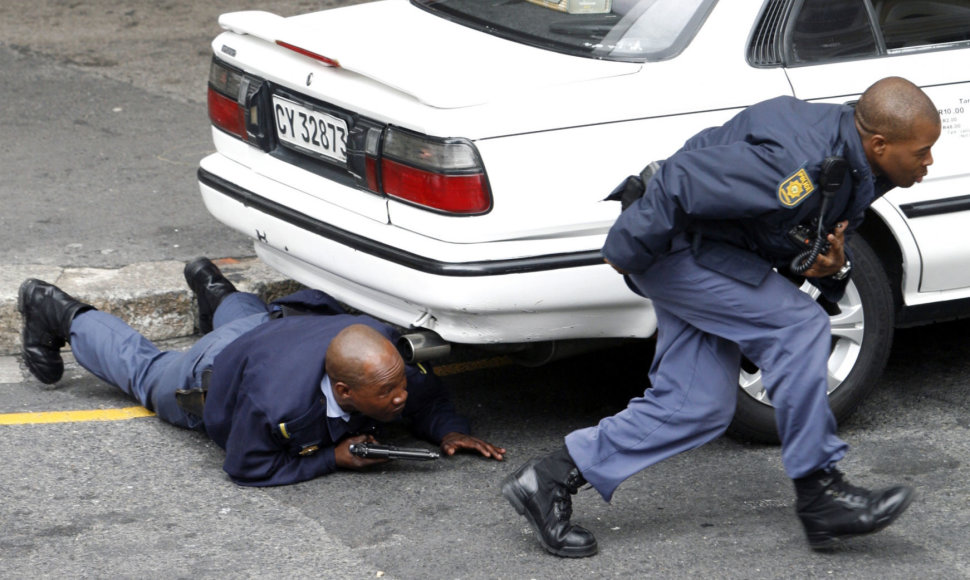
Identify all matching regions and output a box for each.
[0,257,299,357]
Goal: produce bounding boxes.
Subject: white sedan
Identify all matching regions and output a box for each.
[197,0,970,441]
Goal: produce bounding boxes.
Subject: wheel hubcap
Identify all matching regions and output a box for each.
[739,278,865,405]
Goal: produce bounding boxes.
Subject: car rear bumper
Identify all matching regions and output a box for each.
[198,159,656,344]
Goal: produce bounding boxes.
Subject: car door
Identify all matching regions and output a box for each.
[775,0,970,300]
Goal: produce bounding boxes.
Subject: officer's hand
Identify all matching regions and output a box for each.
[604,257,629,275]
[334,434,388,470]
[803,221,849,278]
[440,432,506,461]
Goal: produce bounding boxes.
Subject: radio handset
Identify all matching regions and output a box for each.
[789,156,848,275]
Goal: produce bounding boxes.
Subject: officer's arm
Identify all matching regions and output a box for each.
[401,366,505,460]
[220,394,340,487]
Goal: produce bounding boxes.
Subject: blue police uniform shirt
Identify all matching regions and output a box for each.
[202,293,469,487]
[604,96,888,302]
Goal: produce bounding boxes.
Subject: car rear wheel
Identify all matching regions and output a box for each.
[726,236,894,444]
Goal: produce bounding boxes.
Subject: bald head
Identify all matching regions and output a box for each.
[855,76,940,142]
[854,77,941,188]
[325,324,401,389]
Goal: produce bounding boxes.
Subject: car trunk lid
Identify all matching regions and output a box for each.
[218,2,641,110]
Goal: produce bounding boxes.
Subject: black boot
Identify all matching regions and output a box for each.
[502,446,598,557]
[794,468,914,551]
[183,257,238,334]
[18,279,95,385]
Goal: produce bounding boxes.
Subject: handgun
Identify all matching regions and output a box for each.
[348,443,440,461]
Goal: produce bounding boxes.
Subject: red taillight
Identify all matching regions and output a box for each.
[207,59,266,147]
[207,88,247,140]
[381,158,490,214]
[366,128,491,215]
[364,156,380,192]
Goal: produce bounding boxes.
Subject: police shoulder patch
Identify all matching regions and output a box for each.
[778,166,815,207]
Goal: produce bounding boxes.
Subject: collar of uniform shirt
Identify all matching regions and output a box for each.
[321,374,351,422]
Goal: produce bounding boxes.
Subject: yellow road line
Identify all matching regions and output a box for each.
[1,356,512,424]
[0,406,155,425]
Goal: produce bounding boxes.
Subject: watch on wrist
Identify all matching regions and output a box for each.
[832,259,852,281]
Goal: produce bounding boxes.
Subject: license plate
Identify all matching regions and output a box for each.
[272,95,348,165]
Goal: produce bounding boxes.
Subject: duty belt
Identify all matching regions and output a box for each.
[174,368,212,418]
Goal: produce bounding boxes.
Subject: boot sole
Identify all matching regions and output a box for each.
[17,279,63,385]
[501,473,598,558]
[806,488,915,551]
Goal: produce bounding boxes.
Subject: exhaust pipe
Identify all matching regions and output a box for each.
[397,330,451,363]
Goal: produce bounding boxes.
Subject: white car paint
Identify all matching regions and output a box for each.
[199,0,970,346]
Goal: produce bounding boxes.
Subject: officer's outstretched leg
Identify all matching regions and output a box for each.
[504,302,739,557]
[68,296,270,430]
[68,309,200,427]
[563,304,741,501]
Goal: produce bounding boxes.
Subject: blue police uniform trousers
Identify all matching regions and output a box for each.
[69,292,272,430]
[565,244,849,501]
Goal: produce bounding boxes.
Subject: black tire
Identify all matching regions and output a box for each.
[726,236,895,444]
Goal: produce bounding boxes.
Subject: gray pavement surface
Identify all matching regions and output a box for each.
[0,1,372,353]
[3,321,970,578]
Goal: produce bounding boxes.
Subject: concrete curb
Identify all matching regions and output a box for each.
[0,257,301,356]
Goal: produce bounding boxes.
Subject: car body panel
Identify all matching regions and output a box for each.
[198,157,656,342]
[199,0,970,345]
[220,3,642,110]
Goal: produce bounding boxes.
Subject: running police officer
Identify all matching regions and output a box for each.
[502,76,941,556]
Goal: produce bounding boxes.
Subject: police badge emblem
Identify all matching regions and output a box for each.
[778,167,816,207]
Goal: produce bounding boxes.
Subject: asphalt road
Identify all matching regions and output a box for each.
[0,0,368,268]
[3,321,970,578]
[2,1,970,578]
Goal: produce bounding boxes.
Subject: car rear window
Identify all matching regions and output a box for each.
[751,0,970,67]
[411,0,718,62]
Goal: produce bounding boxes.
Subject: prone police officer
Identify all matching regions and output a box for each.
[18,258,505,486]
[502,76,941,556]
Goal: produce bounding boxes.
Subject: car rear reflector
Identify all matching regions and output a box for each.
[276,41,340,68]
